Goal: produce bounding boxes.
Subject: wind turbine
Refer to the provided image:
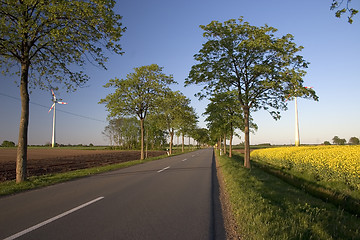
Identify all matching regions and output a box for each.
[48,89,67,148]
[287,86,313,147]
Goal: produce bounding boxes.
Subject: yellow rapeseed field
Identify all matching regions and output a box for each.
[250,145,360,191]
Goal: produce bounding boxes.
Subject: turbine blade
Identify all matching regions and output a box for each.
[57,102,67,104]
[48,103,55,113]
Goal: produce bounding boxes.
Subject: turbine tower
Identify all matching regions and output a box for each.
[48,89,67,148]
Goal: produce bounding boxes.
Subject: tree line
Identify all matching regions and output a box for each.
[99,64,199,159]
[0,1,353,183]
[324,136,360,145]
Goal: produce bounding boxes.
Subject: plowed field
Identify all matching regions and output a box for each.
[0,148,166,181]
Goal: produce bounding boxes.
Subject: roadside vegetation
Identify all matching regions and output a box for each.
[217,150,360,239]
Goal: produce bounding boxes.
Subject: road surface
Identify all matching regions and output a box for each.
[0,148,225,239]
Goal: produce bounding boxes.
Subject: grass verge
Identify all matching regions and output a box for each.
[0,151,187,197]
[217,151,360,240]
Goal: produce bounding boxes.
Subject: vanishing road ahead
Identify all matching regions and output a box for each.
[0,148,225,240]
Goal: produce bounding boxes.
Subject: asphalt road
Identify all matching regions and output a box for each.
[0,148,225,240]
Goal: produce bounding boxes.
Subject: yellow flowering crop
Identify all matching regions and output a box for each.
[251,145,360,191]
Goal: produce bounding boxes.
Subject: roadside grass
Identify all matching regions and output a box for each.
[0,150,192,197]
[217,151,360,240]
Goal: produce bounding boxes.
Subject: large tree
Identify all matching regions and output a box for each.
[99,64,175,160]
[186,17,318,168]
[0,0,125,182]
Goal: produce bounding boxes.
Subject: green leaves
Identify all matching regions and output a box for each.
[330,0,358,24]
[186,17,318,166]
[100,64,175,120]
[0,0,125,91]
[187,17,317,117]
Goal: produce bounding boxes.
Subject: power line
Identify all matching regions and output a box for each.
[0,92,107,123]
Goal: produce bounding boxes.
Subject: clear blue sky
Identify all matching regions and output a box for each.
[1,0,359,146]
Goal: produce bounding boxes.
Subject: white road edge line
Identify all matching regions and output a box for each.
[157,166,170,173]
[3,196,104,240]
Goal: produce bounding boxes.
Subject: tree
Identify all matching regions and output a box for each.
[0,1,125,183]
[331,0,358,24]
[155,90,194,155]
[1,140,16,147]
[349,136,360,145]
[177,105,198,152]
[192,128,210,147]
[204,91,248,157]
[323,141,331,145]
[185,17,318,168]
[99,64,175,160]
[332,135,347,145]
[103,117,140,149]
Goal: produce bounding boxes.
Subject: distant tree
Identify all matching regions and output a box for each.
[0,1,125,183]
[204,91,250,157]
[330,0,358,24]
[185,17,318,168]
[1,140,15,147]
[103,117,140,149]
[155,91,194,155]
[332,136,347,145]
[99,64,175,160]
[192,128,210,147]
[177,105,198,152]
[323,141,331,145]
[349,136,360,145]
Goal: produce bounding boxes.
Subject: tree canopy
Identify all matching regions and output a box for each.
[0,0,125,182]
[155,90,194,155]
[99,64,175,159]
[186,17,318,168]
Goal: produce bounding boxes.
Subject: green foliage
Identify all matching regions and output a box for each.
[332,135,347,145]
[185,17,318,167]
[324,141,331,145]
[0,0,125,90]
[1,140,15,147]
[102,117,141,149]
[191,128,210,146]
[349,136,360,145]
[99,64,176,159]
[99,64,175,120]
[330,0,358,24]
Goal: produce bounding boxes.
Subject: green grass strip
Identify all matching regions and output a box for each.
[217,151,360,240]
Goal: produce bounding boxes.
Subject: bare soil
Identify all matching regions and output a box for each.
[0,148,166,182]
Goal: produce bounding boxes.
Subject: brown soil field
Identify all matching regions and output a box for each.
[0,148,166,182]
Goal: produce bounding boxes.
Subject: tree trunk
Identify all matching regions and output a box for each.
[188,135,190,149]
[243,106,251,168]
[145,127,148,159]
[181,133,184,152]
[219,136,222,151]
[169,129,174,155]
[223,133,226,155]
[140,118,144,160]
[229,123,233,158]
[16,62,30,183]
